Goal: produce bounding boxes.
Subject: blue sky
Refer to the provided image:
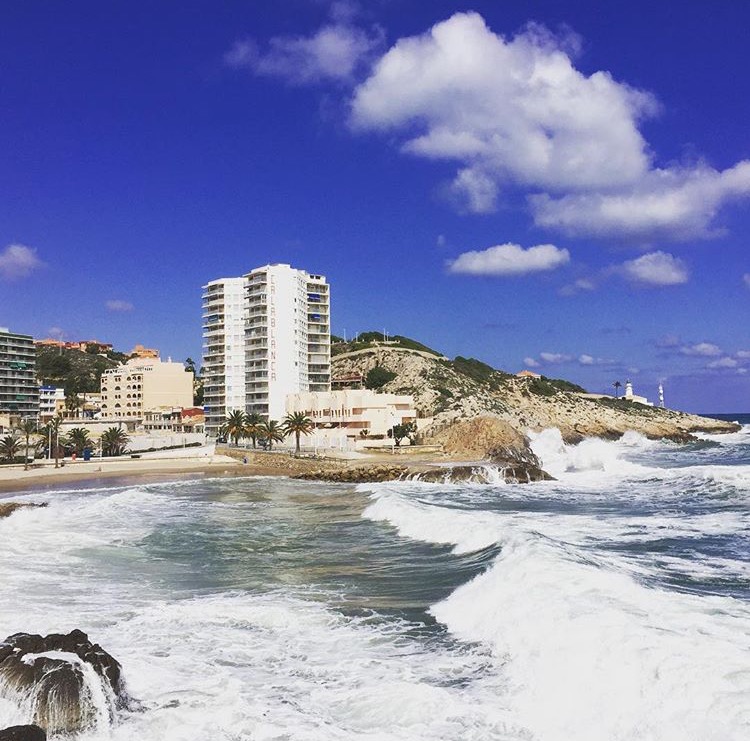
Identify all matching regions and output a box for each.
[1,0,749,413]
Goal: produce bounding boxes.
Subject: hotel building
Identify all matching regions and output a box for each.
[0,327,39,421]
[99,357,193,422]
[202,264,331,434]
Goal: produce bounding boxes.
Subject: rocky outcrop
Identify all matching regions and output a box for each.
[0,726,45,741]
[295,465,408,483]
[0,630,130,735]
[332,347,740,447]
[0,504,47,520]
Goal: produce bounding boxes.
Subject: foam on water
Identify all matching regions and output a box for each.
[2,428,749,740]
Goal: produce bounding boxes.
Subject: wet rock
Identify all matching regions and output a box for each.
[0,630,130,735]
[295,465,408,483]
[0,726,46,741]
[0,503,47,520]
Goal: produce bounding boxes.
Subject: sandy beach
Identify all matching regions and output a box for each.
[0,454,251,494]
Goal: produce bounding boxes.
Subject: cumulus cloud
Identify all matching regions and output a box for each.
[447,242,569,276]
[350,12,750,240]
[225,13,383,85]
[523,356,540,368]
[539,352,573,364]
[577,354,612,366]
[619,251,689,286]
[105,299,134,312]
[736,350,750,359]
[0,243,44,280]
[708,356,738,369]
[559,277,596,296]
[743,273,750,289]
[680,342,722,357]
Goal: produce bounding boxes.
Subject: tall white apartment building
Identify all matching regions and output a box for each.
[202,264,331,434]
[202,277,247,433]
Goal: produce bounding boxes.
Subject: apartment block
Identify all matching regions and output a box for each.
[202,277,247,434]
[202,264,331,434]
[100,357,193,421]
[39,385,65,422]
[0,327,39,421]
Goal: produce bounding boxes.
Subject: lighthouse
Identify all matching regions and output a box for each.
[658,383,665,408]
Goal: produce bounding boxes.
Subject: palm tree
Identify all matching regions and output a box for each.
[613,381,622,399]
[100,426,130,457]
[225,410,246,445]
[282,412,313,454]
[17,419,37,471]
[67,427,92,456]
[65,393,83,420]
[49,416,62,468]
[0,435,21,464]
[261,420,285,450]
[244,412,263,449]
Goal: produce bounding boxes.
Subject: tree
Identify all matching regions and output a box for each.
[244,412,263,449]
[100,426,130,457]
[365,366,397,390]
[64,393,83,420]
[17,419,37,471]
[613,380,622,399]
[389,421,418,447]
[185,357,196,375]
[67,427,92,456]
[261,420,285,450]
[225,410,246,445]
[282,412,313,454]
[49,416,62,468]
[0,435,21,464]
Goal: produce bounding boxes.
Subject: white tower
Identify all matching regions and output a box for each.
[658,383,665,408]
[625,380,633,399]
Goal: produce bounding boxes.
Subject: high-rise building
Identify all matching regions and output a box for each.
[0,327,39,421]
[202,277,248,434]
[202,264,331,435]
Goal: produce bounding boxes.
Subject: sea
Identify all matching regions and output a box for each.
[1,417,749,740]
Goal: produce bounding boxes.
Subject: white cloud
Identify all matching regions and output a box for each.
[539,352,572,364]
[620,251,689,286]
[743,273,750,289]
[523,356,540,368]
[225,20,383,85]
[578,354,614,366]
[0,243,44,280]
[559,277,596,296]
[532,162,750,240]
[680,342,722,357]
[736,350,750,359]
[105,299,134,312]
[708,356,738,369]
[350,12,750,240]
[447,242,569,276]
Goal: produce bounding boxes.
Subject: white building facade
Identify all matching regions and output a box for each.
[202,277,247,434]
[202,264,331,435]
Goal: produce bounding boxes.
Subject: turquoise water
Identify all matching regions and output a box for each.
[1,425,749,740]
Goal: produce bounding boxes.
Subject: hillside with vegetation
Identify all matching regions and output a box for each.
[331,333,737,455]
[35,346,127,394]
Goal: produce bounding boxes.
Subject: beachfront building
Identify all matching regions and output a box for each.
[130,344,159,359]
[246,264,331,420]
[286,389,416,448]
[39,385,66,422]
[202,264,331,434]
[202,276,247,435]
[99,357,193,421]
[0,327,39,422]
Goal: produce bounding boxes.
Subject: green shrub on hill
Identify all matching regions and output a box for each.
[365,366,397,390]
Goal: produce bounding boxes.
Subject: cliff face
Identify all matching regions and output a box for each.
[332,346,738,448]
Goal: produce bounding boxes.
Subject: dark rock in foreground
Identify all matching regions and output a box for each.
[0,726,46,741]
[0,630,130,735]
[0,503,47,520]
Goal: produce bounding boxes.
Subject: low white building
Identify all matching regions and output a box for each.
[624,380,652,406]
[39,385,65,422]
[286,389,417,449]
